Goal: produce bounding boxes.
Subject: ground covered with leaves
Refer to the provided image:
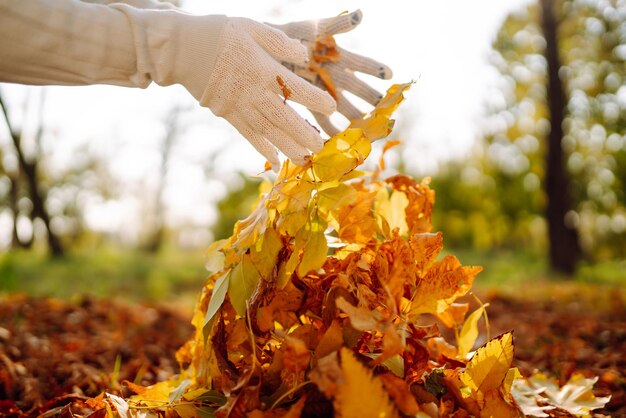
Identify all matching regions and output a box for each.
[0,289,623,417]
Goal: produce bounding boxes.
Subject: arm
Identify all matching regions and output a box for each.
[80,0,178,10]
[0,0,221,88]
[0,1,335,167]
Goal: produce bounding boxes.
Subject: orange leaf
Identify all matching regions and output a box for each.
[276,75,292,104]
[379,373,420,416]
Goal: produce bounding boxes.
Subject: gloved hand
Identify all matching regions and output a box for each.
[200,17,336,168]
[269,10,393,136]
[105,7,337,168]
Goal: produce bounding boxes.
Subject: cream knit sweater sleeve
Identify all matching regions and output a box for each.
[0,0,226,92]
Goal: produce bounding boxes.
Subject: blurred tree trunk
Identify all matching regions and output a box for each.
[540,0,580,274]
[8,173,33,248]
[0,93,64,257]
[144,106,183,253]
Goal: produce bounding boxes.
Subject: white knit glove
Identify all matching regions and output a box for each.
[200,18,336,168]
[123,12,336,167]
[269,10,393,135]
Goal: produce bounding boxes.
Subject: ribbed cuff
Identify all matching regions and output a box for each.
[110,4,227,98]
[169,14,227,98]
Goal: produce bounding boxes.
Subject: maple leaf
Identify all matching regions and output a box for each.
[461,332,515,393]
[409,255,481,317]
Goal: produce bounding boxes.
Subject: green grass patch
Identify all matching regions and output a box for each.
[0,247,208,308]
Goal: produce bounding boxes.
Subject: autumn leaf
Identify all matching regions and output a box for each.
[461,332,514,393]
[378,139,402,171]
[479,389,520,418]
[276,75,292,104]
[204,272,230,328]
[336,188,377,244]
[375,188,409,236]
[228,254,260,317]
[511,373,611,418]
[409,255,480,317]
[335,348,399,418]
[350,83,412,141]
[457,303,490,359]
[296,216,328,277]
[314,320,344,361]
[312,129,371,182]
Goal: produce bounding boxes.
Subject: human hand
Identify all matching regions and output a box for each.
[269,10,393,136]
[199,17,337,168]
[118,10,337,168]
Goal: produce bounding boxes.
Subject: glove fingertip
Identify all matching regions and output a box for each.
[320,92,337,115]
[287,38,309,65]
[350,10,363,26]
[380,64,393,80]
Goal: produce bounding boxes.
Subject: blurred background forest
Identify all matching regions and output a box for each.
[0,0,624,305]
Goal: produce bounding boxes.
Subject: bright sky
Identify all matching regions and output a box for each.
[0,0,530,247]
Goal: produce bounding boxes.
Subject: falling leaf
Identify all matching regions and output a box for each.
[461,332,514,393]
[378,139,402,171]
[335,348,399,418]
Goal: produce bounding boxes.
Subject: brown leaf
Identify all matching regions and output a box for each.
[379,373,420,415]
[276,75,292,104]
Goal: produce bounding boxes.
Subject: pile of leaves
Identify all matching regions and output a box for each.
[86,84,608,417]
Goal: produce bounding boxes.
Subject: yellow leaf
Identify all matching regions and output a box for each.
[350,83,412,141]
[130,380,173,407]
[461,332,514,393]
[337,188,377,244]
[502,367,522,394]
[205,239,226,272]
[312,129,371,182]
[335,348,399,418]
[409,232,443,274]
[316,183,357,217]
[375,189,409,236]
[437,302,469,329]
[228,254,260,317]
[457,303,490,359]
[203,272,230,328]
[249,227,282,280]
[335,297,379,331]
[296,217,328,277]
[479,389,520,418]
[410,256,480,317]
